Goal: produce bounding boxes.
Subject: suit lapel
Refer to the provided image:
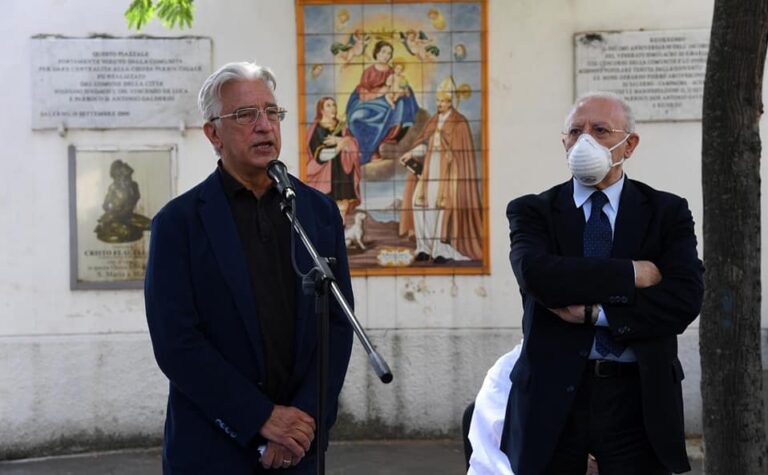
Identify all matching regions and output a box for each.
[553,180,585,257]
[612,178,650,258]
[197,172,266,375]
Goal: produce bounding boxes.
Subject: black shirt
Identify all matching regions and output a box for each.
[218,163,295,404]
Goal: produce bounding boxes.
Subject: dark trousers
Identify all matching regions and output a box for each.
[544,362,671,475]
[462,401,476,469]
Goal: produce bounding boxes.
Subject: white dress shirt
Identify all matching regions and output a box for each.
[572,176,637,362]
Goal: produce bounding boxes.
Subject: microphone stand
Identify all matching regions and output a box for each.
[279,199,393,475]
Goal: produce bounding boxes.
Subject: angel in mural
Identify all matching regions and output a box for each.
[310,64,324,80]
[305,96,361,225]
[454,43,467,62]
[335,8,350,31]
[330,29,370,66]
[345,40,419,165]
[428,7,447,31]
[398,30,440,61]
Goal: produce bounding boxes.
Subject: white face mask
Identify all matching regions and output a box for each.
[566,133,629,186]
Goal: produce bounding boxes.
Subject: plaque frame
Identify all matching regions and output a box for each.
[68,144,177,290]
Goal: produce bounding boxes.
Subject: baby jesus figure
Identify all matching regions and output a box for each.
[385,61,410,108]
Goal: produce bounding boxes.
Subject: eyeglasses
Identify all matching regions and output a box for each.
[562,125,629,142]
[211,106,287,125]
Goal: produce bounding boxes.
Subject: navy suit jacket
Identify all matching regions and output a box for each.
[502,178,704,474]
[145,170,354,474]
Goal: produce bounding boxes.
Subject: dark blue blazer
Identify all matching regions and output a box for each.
[144,170,353,474]
[502,178,703,474]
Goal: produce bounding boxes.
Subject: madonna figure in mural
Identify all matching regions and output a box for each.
[345,40,419,165]
[306,96,361,223]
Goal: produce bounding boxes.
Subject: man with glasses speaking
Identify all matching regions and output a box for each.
[144,61,354,474]
[502,92,703,474]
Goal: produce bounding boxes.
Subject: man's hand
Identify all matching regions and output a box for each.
[260,441,302,469]
[259,405,316,459]
[633,260,662,288]
[548,304,586,324]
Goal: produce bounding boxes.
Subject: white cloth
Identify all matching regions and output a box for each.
[467,342,523,475]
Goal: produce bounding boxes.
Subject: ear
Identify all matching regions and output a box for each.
[203,122,222,153]
[624,133,640,158]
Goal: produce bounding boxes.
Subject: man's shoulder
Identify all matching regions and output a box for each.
[626,178,688,207]
[295,176,329,200]
[154,171,216,221]
[446,109,471,126]
[507,180,570,210]
[294,177,340,216]
[449,108,468,119]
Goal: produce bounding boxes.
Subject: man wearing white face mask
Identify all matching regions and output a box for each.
[502,92,704,474]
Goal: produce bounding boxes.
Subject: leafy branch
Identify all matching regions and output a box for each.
[125,0,194,31]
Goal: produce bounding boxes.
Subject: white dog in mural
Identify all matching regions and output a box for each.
[344,212,367,250]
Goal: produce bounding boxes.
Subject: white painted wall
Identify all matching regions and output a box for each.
[2,0,764,458]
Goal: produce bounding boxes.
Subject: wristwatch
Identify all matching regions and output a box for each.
[584,304,595,326]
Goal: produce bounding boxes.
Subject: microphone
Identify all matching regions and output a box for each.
[266,160,296,201]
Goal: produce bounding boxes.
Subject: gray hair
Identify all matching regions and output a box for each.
[564,91,636,133]
[198,61,278,123]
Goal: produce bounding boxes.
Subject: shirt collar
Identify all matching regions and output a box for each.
[572,173,625,211]
[217,160,282,204]
[217,160,246,199]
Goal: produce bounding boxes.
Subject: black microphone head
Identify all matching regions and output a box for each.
[266,159,286,174]
[266,160,295,201]
[267,158,287,171]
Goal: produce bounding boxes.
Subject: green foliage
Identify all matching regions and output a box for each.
[125,0,154,31]
[125,0,194,31]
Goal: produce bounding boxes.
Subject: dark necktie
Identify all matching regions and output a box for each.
[583,191,626,357]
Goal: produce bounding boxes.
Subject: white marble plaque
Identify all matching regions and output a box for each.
[575,29,709,121]
[31,37,211,129]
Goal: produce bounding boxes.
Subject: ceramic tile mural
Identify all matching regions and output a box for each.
[297,1,488,275]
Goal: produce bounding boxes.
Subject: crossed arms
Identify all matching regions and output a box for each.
[506,193,704,341]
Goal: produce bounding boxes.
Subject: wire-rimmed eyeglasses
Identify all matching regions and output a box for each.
[211,106,287,125]
[562,125,629,142]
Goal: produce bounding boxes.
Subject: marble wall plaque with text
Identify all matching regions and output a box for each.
[31,37,211,129]
[575,29,708,121]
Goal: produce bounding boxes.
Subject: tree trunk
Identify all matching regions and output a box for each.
[701,0,768,473]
